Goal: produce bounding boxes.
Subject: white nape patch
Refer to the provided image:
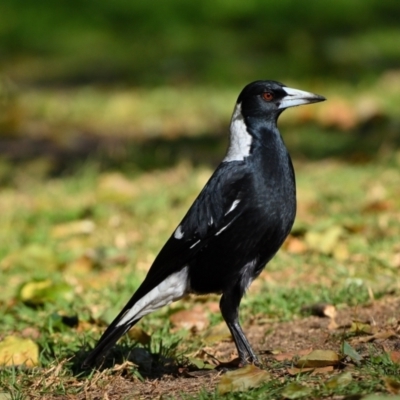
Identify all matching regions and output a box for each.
[225,199,240,215]
[215,220,233,236]
[174,225,184,239]
[208,216,213,226]
[190,239,201,249]
[223,103,252,162]
[116,267,189,326]
[279,86,320,109]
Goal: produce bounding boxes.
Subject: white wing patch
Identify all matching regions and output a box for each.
[215,220,233,236]
[225,199,240,215]
[223,103,252,162]
[174,225,184,239]
[116,267,189,327]
[190,239,201,249]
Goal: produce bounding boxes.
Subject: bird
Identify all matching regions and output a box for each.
[82,80,325,368]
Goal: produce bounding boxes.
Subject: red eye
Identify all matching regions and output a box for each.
[262,92,274,101]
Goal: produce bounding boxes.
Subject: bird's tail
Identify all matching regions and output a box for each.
[82,316,140,368]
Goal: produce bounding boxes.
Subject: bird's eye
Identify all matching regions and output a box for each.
[262,92,274,101]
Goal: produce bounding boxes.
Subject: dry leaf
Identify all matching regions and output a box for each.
[354,329,397,344]
[202,322,231,345]
[0,336,39,367]
[281,382,312,399]
[19,279,74,306]
[284,236,308,254]
[296,349,340,368]
[304,225,344,255]
[170,306,209,331]
[384,377,400,395]
[349,320,372,335]
[217,365,270,394]
[325,372,352,389]
[128,327,151,345]
[389,351,400,364]
[51,219,95,238]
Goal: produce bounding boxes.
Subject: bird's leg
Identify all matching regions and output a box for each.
[220,287,260,366]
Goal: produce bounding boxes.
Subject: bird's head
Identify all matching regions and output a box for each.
[236,80,325,121]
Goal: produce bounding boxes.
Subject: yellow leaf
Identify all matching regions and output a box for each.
[296,349,340,368]
[218,365,270,394]
[0,336,39,367]
[202,322,231,345]
[19,279,74,306]
[128,327,151,345]
[281,382,312,399]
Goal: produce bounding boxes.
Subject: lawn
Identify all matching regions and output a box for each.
[1,80,400,399]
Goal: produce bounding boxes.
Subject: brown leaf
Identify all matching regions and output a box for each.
[356,329,397,343]
[0,336,39,367]
[170,306,209,332]
[296,350,340,368]
[389,351,400,364]
[51,219,95,238]
[284,236,308,254]
[202,322,232,345]
[384,377,400,395]
[127,327,151,345]
[217,365,270,394]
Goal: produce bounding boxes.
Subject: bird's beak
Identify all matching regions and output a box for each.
[279,87,326,109]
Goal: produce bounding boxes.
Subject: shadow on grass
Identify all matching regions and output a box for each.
[70,339,185,380]
[0,117,398,178]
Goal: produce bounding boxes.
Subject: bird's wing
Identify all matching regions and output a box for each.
[83,163,250,366]
[133,162,251,299]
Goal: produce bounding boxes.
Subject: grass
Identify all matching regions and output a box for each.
[1,84,400,398]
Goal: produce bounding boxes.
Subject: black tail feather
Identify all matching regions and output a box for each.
[82,320,139,369]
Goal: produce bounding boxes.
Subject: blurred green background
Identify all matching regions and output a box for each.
[0,0,400,174]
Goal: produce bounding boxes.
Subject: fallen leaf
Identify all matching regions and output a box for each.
[284,236,308,254]
[187,357,215,370]
[384,377,400,395]
[355,329,397,343]
[325,372,352,389]
[217,365,270,394]
[202,322,231,345]
[304,225,344,255]
[389,351,400,364]
[349,320,372,335]
[170,306,209,332]
[296,350,340,368]
[0,336,39,367]
[342,341,363,365]
[52,219,95,238]
[281,382,312,399]
[128,327,151,345]
[18,279,74,306]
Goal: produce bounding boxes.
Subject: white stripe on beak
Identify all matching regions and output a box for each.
[279,87,325,109]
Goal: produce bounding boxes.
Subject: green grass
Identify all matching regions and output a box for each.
[1,80,400,398]
[1,151,400,398]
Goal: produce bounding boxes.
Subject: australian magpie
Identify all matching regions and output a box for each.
[83,80,325,368]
